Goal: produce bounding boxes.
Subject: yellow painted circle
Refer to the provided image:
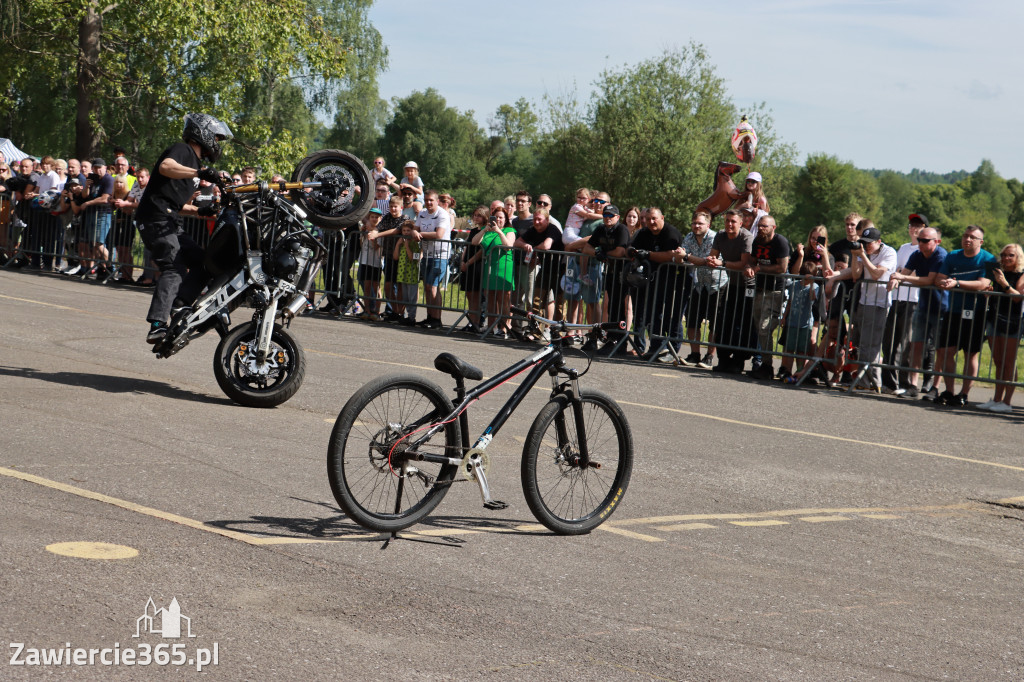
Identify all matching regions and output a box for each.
[46,542,139,560]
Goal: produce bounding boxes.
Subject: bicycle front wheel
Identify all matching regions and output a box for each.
[521,389,633,535]
[328,374,461,532]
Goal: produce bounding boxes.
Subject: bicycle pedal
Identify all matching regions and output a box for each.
[483,500,508,511]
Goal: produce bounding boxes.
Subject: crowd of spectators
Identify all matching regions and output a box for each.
[2,148,1020,412]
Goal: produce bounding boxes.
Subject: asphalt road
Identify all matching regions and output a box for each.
[2,269,1023,681]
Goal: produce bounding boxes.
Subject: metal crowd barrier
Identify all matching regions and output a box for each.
[5,203,1021,401]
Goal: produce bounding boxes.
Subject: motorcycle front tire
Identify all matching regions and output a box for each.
[213,322,306,408]
[290,149,373,231]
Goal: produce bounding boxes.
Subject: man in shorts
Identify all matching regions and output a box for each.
[932,225,996,406]
[414,190,452,329]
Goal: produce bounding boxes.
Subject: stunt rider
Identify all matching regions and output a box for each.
[137,113,232,344]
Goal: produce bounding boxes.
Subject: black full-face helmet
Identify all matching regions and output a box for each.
[182,113,233,163]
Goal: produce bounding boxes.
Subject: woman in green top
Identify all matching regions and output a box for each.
[473,206,516,336]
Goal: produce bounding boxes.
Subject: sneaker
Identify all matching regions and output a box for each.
[491,328,508,339]
[146,322,167,344]
[697,353,714,369]
[902,386,919,398]
[682,352,701,366]
[976,400,997,411]
[401,317,416,327]
[951,392,968,407]
[891,387,906,396]
[416,317,431,328]
[776,367,792,382]
[989,402,1013,414]
[920,387,939,402]
[61,264,82,276]
[934,390,954,406]
[748,363,774,381]
[459,323,480,334]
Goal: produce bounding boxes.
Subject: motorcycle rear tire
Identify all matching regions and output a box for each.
[213,322,306,408]
[290,149,373,231]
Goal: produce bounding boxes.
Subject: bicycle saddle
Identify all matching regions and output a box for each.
[434,352,484,381]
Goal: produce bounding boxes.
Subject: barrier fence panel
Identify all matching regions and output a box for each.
[4,199,1022,404]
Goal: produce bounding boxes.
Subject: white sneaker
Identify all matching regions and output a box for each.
[62,265,81,276]
[976,400,997,411]
[989,402,1013,414]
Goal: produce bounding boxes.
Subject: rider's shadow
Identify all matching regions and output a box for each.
[0,365,226,405]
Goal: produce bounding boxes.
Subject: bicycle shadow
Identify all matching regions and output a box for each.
[206,496,548,548]
[0,365,226,405]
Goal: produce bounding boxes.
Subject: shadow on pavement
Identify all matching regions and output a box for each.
[0,365,226,405]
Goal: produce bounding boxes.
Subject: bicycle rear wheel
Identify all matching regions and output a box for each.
[328,374,461,532]
[521,389,633,535]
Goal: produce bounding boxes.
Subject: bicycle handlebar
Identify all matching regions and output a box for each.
[510,307,625,334]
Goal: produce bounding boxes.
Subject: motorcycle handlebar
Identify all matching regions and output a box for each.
[223,180,325,195]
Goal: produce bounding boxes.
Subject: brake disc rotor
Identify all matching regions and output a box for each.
[235,341,288,379]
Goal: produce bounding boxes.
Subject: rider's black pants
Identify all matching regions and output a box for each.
[138,216,207,323]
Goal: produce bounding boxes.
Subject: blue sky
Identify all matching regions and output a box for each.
[367,0,1022,180]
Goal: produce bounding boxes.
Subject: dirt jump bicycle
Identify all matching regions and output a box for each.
[327,307,634,535]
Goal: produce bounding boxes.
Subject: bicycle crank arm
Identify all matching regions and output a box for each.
[466,452,507,511]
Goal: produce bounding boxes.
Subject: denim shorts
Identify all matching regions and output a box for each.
[84,212,112,245]
[422,257,447,287]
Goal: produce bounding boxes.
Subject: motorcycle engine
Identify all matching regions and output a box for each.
[270,239,313,282]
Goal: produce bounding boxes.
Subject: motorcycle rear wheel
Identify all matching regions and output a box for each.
[213,322,306,408]
[290,149,373,230]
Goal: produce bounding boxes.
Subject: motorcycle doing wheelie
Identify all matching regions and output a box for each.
[150,150,372,407]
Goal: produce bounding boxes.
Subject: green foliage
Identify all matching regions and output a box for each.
[378,88,490,202]
[785,154,881,239]
[0,0,386,172]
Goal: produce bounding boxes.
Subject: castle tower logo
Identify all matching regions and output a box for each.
[134,598,195,639]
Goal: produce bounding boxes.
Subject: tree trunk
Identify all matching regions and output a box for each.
[75,3,102,160]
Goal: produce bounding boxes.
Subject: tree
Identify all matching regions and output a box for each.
[378,88,490,203]
[0,0,376,170]
[787,154,881,237]
[489,98,539,153]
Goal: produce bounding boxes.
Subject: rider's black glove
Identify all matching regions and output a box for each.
[197,167,222,184]
[196,205,218,217]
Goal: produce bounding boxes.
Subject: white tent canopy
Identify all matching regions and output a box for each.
[0,138,31,164]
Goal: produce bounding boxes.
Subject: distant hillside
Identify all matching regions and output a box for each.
[864,168,971,185]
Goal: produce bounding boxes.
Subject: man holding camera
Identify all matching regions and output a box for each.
[828,223,896,390]
[137,113,232,344]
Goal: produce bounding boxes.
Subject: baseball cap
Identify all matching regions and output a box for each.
[746,171,763,183]
[91,157,106,167]
[603,204,620,217]
[908,213,929,225]
[400,185,417,194]
[861,227,882,242]
[368,207,383,216]
[404,161,418,169]
[65,177,81,187]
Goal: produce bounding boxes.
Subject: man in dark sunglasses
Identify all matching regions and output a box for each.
[881,213,929,394]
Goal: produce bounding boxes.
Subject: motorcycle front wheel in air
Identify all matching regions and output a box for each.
[290,149,373,230]
[328,374,460,533]
[213,322,306,408]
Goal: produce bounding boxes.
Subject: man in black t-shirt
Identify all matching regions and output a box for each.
[629,207,686,359]
[745,214,790,379]
[570,204,630,353]
[137,113,232,344]
[514,209,563,325]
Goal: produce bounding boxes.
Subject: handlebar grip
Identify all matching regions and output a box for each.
[510,306,532,318]
[598,321,626,331]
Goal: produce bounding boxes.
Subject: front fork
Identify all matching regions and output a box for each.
[552,370,591,467]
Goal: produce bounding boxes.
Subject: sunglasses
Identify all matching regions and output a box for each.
[536,200,550,207]
[592,199,607,205]
[917,238,935,243]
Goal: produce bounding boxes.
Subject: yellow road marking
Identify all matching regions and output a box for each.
[655,522,716,531]
[861,513,902,520]
[46,541,139,560]
[798,516,850,523]
[651,373,678,379]
[605,503,979,528]
[596,526,664,542]
[730,519,788,527]
[410,528,480,537]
